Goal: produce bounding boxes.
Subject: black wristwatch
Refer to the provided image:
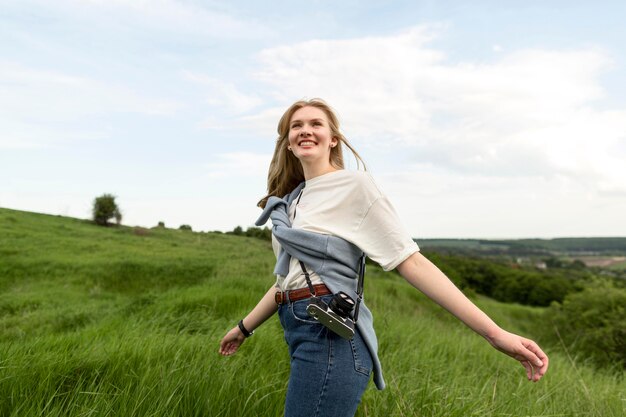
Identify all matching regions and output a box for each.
[238,320,254,337]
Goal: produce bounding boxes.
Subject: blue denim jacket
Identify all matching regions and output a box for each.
[256,182,386,390]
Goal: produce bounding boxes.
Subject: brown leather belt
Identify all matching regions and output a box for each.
[275,284,332,305]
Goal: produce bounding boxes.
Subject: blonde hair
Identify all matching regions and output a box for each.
[257,98,367,208]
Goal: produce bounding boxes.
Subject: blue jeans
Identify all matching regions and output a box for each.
[278,295,373,417]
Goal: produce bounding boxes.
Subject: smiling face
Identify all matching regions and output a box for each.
[288,106,338,166]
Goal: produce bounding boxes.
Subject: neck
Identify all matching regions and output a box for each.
[301,162,338,181]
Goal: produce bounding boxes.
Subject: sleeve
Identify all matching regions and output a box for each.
[355,196,420,271]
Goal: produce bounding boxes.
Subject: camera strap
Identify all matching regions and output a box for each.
[292,180,366,323]
[292,186,318,297]
[299,260,318,296]
[353,254,366,323]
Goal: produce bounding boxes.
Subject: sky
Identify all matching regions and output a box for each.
[1,0,625,239]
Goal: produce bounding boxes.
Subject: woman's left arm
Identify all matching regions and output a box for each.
[396,251,549,382]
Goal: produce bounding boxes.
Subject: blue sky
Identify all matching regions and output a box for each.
[2,0,625,238]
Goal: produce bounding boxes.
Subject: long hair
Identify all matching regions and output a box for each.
[257,98,367,208]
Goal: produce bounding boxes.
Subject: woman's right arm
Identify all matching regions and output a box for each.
[218,285,279,356]
[396,252,548,381]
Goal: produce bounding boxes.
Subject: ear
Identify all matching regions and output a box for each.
[330,137,338,148]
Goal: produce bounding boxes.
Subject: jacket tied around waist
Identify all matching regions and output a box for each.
[255,182,386,390]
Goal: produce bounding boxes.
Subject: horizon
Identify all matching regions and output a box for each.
[3,206,626,242]
[2,1,625,239]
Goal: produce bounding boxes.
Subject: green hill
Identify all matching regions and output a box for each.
[0,207,624,416]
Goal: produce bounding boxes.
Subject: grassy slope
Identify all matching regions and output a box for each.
[0,207,624,417]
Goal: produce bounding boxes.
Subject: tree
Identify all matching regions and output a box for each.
[92,194,122,226]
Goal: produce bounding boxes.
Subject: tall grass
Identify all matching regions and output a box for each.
[0,207,624,416]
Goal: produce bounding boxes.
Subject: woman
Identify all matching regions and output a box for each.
[219,98,548,417]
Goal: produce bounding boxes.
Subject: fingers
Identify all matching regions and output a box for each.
[519,339,549,382]
[219,341,239,356]
[219,340,230,356]
[219,328,244,356]
[219,335,239,356]
[521,360,533,380]
[219,339,239,355]
[219,334,230,354]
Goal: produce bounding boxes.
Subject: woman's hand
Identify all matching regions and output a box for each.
[219,326,246,356]
[218,286,280,356]
[486,328,549,382]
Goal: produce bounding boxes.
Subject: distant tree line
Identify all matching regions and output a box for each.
[421,237,626,256]
[228,225,272,241]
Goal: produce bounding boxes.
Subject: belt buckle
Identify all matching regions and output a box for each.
[274,291,284,305]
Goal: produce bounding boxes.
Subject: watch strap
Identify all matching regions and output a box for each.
[238,319,253,337]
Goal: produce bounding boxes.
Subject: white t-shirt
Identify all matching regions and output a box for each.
[271,169,420,291]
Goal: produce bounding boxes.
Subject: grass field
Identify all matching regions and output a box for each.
[0,207,624,416]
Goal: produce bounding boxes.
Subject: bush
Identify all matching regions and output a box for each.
[245,226,271,241]
[133,227,150,236]
[92,194,122,226]
[545,281,626,369]
[179,224,192,231]
[226,226,271,241]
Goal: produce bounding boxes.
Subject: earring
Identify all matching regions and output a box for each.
[288,146,292,151]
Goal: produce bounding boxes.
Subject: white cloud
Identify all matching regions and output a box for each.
[237,106,286,139]
[0,61,182,148]
[8,0,272,40]
[0,119,110,150]
[0,61,181,119]
[182,70,263,117]
[204,152,271,179]
[376,169,626,239]
[255,26,444,142]
[249,26,626,196]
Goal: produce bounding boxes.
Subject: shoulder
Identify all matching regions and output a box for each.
[304,170,384,208]
[325,170,383,207]
[341,170,383,197]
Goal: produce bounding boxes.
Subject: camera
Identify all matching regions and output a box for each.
[306,291,356,339]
